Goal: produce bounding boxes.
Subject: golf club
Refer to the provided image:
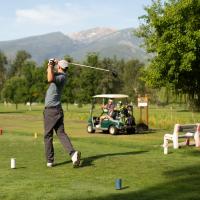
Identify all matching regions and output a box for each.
[70,62,118,78]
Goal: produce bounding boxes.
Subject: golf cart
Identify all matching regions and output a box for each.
[87,94,136,135]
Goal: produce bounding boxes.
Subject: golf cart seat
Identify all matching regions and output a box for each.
[93,117,100,125]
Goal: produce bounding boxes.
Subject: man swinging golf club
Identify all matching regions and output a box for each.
[44,59,81,167]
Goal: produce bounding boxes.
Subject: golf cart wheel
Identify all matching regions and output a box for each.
[109,126,118,135]
[87,125,95,133]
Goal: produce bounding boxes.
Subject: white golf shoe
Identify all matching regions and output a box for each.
[71,151,81,167]
[46,162,54,167]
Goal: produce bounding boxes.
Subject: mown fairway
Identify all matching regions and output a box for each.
[0,104,200,200]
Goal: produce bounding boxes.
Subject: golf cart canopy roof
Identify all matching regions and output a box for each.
[93,94,129,99]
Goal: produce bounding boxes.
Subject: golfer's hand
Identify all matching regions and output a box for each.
[47,63,54,68]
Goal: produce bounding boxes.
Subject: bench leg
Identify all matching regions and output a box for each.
[185,138,190,146]
[194,132,200,147]
[173,124,179,149]
[164,146,168,154]
[173,136,179,149]
[163,137,168,154]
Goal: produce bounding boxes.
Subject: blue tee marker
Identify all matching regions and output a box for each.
[115,179,122,190]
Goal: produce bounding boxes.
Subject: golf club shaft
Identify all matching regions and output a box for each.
[70,63,110,72]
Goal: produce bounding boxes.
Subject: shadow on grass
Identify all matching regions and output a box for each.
[54,150,148,167]
[136,129,158,134]
[81,150,148,167]
[76,164,200,200]
[0,111,26,114]
[177,109,190,112]
[121,186,130,190]
[8,167,27,170]
[54,161,68,167]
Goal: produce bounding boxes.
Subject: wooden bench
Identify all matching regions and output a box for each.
[163,123,200,153]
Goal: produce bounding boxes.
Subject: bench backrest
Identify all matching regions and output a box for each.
[173,124,200,135]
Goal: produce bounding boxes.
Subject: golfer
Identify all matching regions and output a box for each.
[44,59,81,167]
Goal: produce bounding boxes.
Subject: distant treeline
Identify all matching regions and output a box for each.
[0,50,149,108]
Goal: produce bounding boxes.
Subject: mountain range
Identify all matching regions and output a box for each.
[0,27,149,64]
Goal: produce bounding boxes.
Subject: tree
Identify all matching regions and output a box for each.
[136,0,200,108]
[122,59,145,100]
[62,56,76,109]
[98,57,123,94]
[9,50,31,77]
[74,53,103,104]
[1,76,27,109]
[0,51,7,92]
[21,61,40,110]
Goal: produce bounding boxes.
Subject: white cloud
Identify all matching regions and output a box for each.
[13,1,133,36]
[16,4,89,26]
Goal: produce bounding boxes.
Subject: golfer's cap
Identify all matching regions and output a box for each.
[108,99,113,102]
[58,60,68,69]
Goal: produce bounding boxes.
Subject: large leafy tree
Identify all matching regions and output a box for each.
[136,0,200,107]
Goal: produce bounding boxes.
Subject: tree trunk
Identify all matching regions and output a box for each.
[29,103,32,111]
[65,102,69,111]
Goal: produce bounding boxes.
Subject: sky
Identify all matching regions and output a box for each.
[0,0,152,41]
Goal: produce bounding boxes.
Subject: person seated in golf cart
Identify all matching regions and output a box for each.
[97,99,115,126]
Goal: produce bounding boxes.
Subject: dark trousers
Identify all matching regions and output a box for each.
[43,106,75,163]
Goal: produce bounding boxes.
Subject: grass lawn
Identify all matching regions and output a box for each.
[0,104,200,200]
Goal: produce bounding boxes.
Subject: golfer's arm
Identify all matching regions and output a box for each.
[47,65,54,82]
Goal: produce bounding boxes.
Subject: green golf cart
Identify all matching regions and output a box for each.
[87,94,136,135]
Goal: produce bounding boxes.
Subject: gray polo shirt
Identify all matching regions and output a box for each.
[45,72,66,107]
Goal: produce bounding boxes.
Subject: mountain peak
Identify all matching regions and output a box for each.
[67,27,117,43]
